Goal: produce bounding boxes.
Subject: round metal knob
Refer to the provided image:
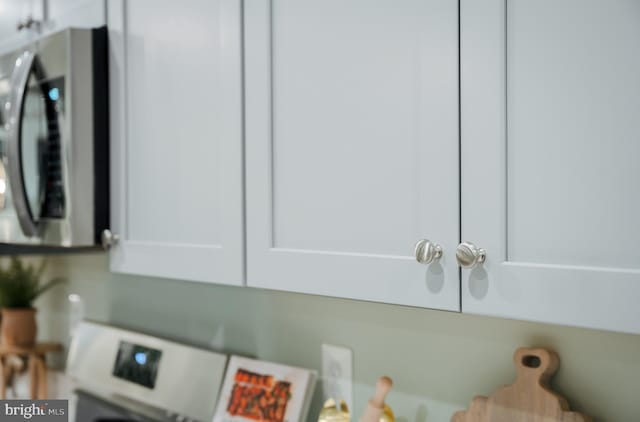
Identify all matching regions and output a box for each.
[101,229,120,250]
[456,241,486,268]
[414,239,443,265]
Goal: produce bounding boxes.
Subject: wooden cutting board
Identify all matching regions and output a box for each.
[452,348,592,422]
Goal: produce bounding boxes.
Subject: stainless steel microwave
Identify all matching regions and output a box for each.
[0,27,109,249]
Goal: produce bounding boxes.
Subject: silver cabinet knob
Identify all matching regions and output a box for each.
[101,229,120,250]
[456,241,486,268]
[414,239,442,264]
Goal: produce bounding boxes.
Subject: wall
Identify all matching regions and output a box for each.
[32,253,640,421]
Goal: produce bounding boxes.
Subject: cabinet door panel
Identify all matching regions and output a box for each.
[44,0,105,33]
[461,0,640,332]
[108,0,243,285]
[246,0,459,309]
[0,0,43,54]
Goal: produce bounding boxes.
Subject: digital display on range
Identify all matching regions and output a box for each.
[112,341,162,389]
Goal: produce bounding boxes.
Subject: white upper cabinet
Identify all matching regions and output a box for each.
[245,0,460,309]
[43,0,105,33]
[0,0,105,54]
[461,0,640,333]
[108,0,244,285]
[0,0,43,53]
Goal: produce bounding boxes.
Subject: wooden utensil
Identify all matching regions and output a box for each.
[452,348,592,422]
[361,376,393,422]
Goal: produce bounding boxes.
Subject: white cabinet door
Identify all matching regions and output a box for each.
[108,0,244,285]
[245,0,460,309]
[43,0,105,33]
[0,0,43,54]
[461,0,640,333]
[0,0,105,54]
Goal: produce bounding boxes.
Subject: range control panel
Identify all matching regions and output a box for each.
[112,341,162,389]
[68,321,228,422]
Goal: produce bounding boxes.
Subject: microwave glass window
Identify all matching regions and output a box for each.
[20,72,65,221]
[22,71,45,221]
[0,76,7,210]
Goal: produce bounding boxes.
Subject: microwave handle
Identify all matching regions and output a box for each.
[6,50,39,237]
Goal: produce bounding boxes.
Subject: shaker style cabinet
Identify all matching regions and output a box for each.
[42,0,106,34]
[107,0,244,285]
[0,0,104,55]
[460,0,640,333]
[0,0,44,54]
[244,0,460,309]
[107,0,640,333]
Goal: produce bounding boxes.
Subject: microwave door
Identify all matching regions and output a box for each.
[6,50,63,240]
[0,52,26,245]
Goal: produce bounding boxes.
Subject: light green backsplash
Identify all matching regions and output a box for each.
[28,253,640,421]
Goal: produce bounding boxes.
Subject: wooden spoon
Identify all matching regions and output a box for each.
[361,376,393,422]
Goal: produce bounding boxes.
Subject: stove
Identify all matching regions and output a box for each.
[66,321,228,422]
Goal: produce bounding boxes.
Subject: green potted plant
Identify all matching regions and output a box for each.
[0,258,64,347]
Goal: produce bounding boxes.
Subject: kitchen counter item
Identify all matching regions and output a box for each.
[212,355,316,422]
[318,398,350,422]
[361,376,393,422]
[0,342,62,399]
[452,347,591,422]
[379,404,395,422]
[67,321,228,422]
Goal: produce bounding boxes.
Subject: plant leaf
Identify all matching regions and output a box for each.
[0,259,66,308]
